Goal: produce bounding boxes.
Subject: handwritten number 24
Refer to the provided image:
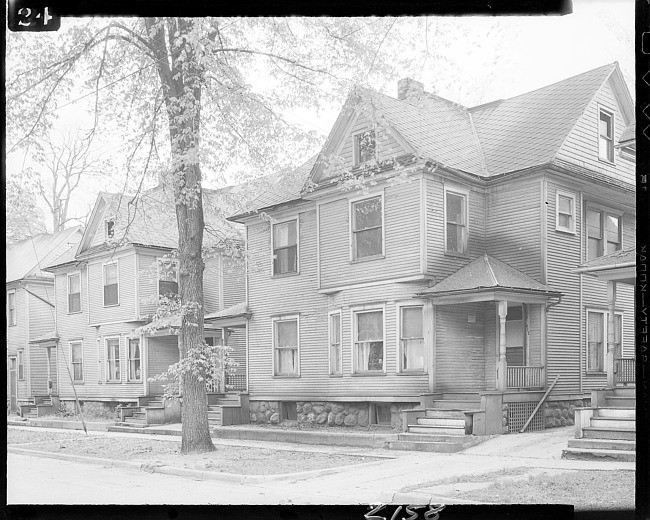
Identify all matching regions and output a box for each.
[18,7,53,26]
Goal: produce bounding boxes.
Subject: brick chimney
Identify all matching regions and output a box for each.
[397,78,424,101]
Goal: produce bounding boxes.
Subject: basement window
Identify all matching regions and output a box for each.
[375,404,391,425]
[281,402,297,421]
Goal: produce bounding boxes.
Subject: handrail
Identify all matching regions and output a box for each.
[519,374,560,433]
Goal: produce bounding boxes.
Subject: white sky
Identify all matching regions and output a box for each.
[6,0,635,231]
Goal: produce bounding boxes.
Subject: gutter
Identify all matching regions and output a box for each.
[572,261,636,275]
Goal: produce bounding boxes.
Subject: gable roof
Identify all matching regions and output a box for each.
[418,253,560,298]
[6,227,83,283]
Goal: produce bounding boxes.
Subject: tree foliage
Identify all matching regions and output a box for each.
[5,179,48,243]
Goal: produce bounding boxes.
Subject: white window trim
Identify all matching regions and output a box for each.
[584,203,624,261]
[102,260,120,307]
[17,349,25,381]
[349,191,386,262]
[396,301,427,374]
[328,309,343,376]
[127,337,142,382]
[352,128,377,167]
[443,185,469,256]
[157,257,179,295]
[70,341,84,383]
[271,314,300,377]
[351,303,386,375]
[104,336,122,383]
[270,217,300,276]
[555,190,577,234]
[7,289,16,326]
[597,106,615,164]
[105,216,116,240]
[67,271,83,314]
[585,309,623,374]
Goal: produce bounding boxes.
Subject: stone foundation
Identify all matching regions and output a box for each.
[249,401,280,424]
[543,398,590,429]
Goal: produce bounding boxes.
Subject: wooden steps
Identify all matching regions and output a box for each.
[207,392,249,428]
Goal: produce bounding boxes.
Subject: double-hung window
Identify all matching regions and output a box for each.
[273,220,298,275]
[354,130,376,166]
[329,311,342,376]
[68,273,82,313]
[399,305,425,372]
[7,290,16,326]
[103,262,119,306]
[17,349,25,380]
[586,208,621,260]
[445,189,468,254]
[128,339,141,381]
[106,338,121,382]
[70,342,83,382]
[158,259,179,297]
[556,191,576,234]
[273,316,299,376]
[598,109,614,162]
[587,310,623,373]
[351,196,383,260]
[353,308,384,373]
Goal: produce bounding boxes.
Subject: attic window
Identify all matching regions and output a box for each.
[354,130,376,166]
[598,110,614,162]
[105,218,115,240]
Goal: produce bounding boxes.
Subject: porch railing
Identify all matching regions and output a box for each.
[507,366,544,389]
[615,358,635,384]
[227,374,247,391]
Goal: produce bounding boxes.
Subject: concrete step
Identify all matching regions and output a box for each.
[612,387,635,397]
[568,438,635,451]
[408,425,466,436]
[431,400,481,410]
[387,440,466,453]
[595,407,635,419]
[417,417,465,428]
[562,448,635,462]
[605,397,635,407]
[582,427,635,441]
[398,432,475,443]
[425,409,467,419]
[590,417,635,429]
[440,393,481,401]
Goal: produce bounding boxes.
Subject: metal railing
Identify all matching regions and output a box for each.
[507,366,544,389]
[615,358,635,384]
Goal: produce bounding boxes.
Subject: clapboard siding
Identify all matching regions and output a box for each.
[7,285,27,357]
[226,328,246,380]
[485,179,542,279]
[204,256,221,314]
[26,282,56,340]
[484,302,497,390]
[147,336,179,396]
[424,177,487,280]
[528,304,543,367]
[222,255,246,309]
[556,79,635,185]
[319,180,422,289]
[87,252,137,324]
[138,253,160,317]
[29,345,49,395]
[435,302,487,391]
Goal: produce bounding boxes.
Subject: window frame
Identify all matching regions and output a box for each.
[102,261,120,307]
[353,129,377,166]
[70,341,84,383]
[328,310,343,376]
[157,258,179,297]
[397,302,427,374]
[105,336,122,383]
[271,217,299,276]
[586,309,623,374]
[67,272,82,314]
[349,193,385,262]
[351,304,386,375]
[444,186,469,256]
[272,315,300,378]
[585,204,623,261]
[17,349,25,381]
[7,289,16,327]
[105,218,115,240]
[127,338,142,382]
[555,190,577,234]
[598,108,615,163]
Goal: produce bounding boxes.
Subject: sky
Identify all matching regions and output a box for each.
[6,0,636,232]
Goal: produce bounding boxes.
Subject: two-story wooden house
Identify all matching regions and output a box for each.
[6,227,83,414]
[230,63,635,439]
[44,184,249,425]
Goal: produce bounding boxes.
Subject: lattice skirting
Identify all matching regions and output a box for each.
[507,402,545,433]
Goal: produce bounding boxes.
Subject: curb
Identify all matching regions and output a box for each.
[378,490,487,505]
[7,445,390,484]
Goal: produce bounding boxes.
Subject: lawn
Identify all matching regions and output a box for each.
[7,427,382,475]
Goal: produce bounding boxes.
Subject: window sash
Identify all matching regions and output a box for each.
[354,310,384,372]
[400,306,425,371]
[352,197,383,259]
[71,343,83,381]
[158,260,178,296]
[106,339,121,381]
[104,264,119,305]
[445,192,467,253]
[273,221,298,274]
[587,312,604,372]
[274,319,298,376]
[586,209,622,260]
[355,131,376,164]
[128,339,141,381]
[599,111,613,161]
[68,274,81,312]
[7,291,16,325]
[329,313,341,375]
[17,350,25,380]
[557,194,575,232]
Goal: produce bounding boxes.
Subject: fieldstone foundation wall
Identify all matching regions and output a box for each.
[249,401,280,424]
[543,398,590,428]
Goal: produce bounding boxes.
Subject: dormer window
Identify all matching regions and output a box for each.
[105,218,115,240]
[354,130,376,166]
[598,109,614,162]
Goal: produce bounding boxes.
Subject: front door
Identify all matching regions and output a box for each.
[9,357,17,413]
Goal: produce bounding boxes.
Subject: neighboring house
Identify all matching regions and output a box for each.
[44,184,248,423]
[230,62,635,433]
[6,227,83,413]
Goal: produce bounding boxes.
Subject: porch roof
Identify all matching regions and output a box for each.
[29,331,59,345]
[573,247,635,285]
[204,302,250,328]
[417,254,562,304]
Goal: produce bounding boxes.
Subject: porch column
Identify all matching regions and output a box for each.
[606,281,617,389]
[497,301,508,392]
[46,347,52,395]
